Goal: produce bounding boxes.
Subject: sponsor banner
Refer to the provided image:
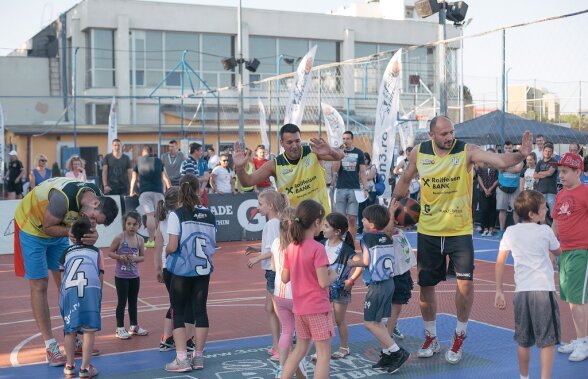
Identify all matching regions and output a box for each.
[208,192,264,242]
[321,102,345,148]
[372,49,402,198]
[107,97,117,154]
[283,45,317,127]
[0,103,4,182]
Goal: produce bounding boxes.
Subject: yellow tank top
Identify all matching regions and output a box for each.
[274,146,330,213]
[416,140,473,236]
[14,177,100,238]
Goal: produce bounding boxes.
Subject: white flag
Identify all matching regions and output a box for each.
[107,97,117,153]
[0,103,4,182]
[372,49,402,198]
[284,45,317,127]
[258,98,270,150]
[321,103,344,148]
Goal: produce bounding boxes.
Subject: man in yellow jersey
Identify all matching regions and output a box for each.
[13,177,118,366]
[233,123,344,213]
[393,116,532,365]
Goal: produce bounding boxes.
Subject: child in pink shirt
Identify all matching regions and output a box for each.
[281,200,337,379]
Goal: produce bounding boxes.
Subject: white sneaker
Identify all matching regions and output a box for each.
[128,325,149,336]
[558,339,577,354]
[417,332,441,358]
[569,342,588,362]
[116,327,131,340]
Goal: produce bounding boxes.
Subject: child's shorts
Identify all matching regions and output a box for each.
[514,291,560,348]
[392,271,414,305]
[294,312,335,341]
[265,270,276,293]
[364,278,395,322]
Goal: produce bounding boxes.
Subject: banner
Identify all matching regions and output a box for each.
[107,96,117,153]
[258,98,270,150]
[0,103,4,182]
[321,102,345,148]
[208,192,264,242]
[372,49,402,198]
[283,45,317,127]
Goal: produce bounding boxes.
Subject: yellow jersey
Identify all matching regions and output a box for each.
[14,177,100,238]
[274,146,330,213]
[416,140,473,236]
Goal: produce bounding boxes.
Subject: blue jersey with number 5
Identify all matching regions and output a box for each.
[166,206,216,277]
[59,245,102,333]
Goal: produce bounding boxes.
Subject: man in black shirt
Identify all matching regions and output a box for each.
[102,139,132,195]
[6,150,24,199]
[534,142,558,221]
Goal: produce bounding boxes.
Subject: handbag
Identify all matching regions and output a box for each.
[499,185,517,194]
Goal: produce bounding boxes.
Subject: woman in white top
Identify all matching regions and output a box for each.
[520,152,538,191]
[210,153,235,194]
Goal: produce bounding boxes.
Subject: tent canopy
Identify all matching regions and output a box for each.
[414,110,588,145]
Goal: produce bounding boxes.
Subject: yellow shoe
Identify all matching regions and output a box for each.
[145,240,155,248]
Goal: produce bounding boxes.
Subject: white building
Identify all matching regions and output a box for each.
[2,0,460,126]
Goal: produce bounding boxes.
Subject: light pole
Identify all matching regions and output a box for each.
[237,0,244,143]
[73,47,79,149]
[276,54,283,153]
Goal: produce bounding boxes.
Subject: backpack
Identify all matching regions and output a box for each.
[374,172,386,196]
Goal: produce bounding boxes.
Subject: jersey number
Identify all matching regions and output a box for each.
[65,258,88,298]
[194,237,211,276]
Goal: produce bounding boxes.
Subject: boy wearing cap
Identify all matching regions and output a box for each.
[551,153,588,362]
[6,150,25,199]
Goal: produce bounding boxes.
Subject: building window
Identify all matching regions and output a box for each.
[87,29,115,88]
[85,103,110,124]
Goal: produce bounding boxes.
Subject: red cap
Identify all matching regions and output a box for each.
[551,152,584,171]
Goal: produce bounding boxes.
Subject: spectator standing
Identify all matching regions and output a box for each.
[29,154,52,189]
[207,147,219,170]
[358,152,377,234]
[222,146,234,171]
[496,141,523,239]
[6,150,24,199]
[568,143,580,155]
[332,131,369,237]
[102,139,133,196]
[532,134,546,160]
[180,142,210,206]
[253,144,273,191]
[476,149,499,237]
[161,140,185,186]
[130,145,169,248]
[519,152,537,191]
[65,155,87,182]
[210,154,235,195]
[580,156,588,185]
[533,142,558,218]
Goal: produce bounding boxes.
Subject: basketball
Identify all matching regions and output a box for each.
[394,197,421,227]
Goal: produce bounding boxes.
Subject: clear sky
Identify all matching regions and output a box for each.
[1,0,586,113]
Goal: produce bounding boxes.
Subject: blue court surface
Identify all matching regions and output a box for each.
[6,314,583,378]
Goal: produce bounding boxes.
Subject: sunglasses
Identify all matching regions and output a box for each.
[221,160,228,162]
[40,159,47,162]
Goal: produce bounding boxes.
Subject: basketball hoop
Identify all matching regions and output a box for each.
[416,115,428,131]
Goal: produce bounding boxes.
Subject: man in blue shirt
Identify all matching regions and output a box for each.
[496,141,524,239]
[180,142,210,206]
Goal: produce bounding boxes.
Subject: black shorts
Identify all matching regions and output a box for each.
[392,271,414,305]
[417,233,474,286]
[6,180,23,194]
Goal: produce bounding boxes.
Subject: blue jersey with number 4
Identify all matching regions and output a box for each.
[166,206,216,277]
[59,245,102,333]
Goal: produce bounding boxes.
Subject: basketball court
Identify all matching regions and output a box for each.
[0,232,584,378]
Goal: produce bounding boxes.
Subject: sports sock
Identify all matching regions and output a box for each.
[195,350,204,357]
[176,351,188,360]
[383,343,400,354]
[456,320,468,335]
[520,375,529,379]
[45,338,57,349]
[424,321,436,337]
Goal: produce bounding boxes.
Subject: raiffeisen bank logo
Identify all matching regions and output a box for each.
[237,199,266,232]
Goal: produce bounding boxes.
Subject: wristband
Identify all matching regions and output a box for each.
[348,277,355,284]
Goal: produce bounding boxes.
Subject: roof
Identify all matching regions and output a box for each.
[415,110,588,145]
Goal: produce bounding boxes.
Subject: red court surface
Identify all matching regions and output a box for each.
[0,235,579,374]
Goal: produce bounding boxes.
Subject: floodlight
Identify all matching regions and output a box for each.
[221,57,238,71]
[414,0,441,18]
[446,1,468,23]
[245,58,260,72]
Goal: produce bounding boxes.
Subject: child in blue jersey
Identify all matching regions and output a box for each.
[107,211,147,340]
[60,217,103,379]
[164,174,217,373]
[321,212,361,360]
[245,190,288,360]
[347,204,410,374]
